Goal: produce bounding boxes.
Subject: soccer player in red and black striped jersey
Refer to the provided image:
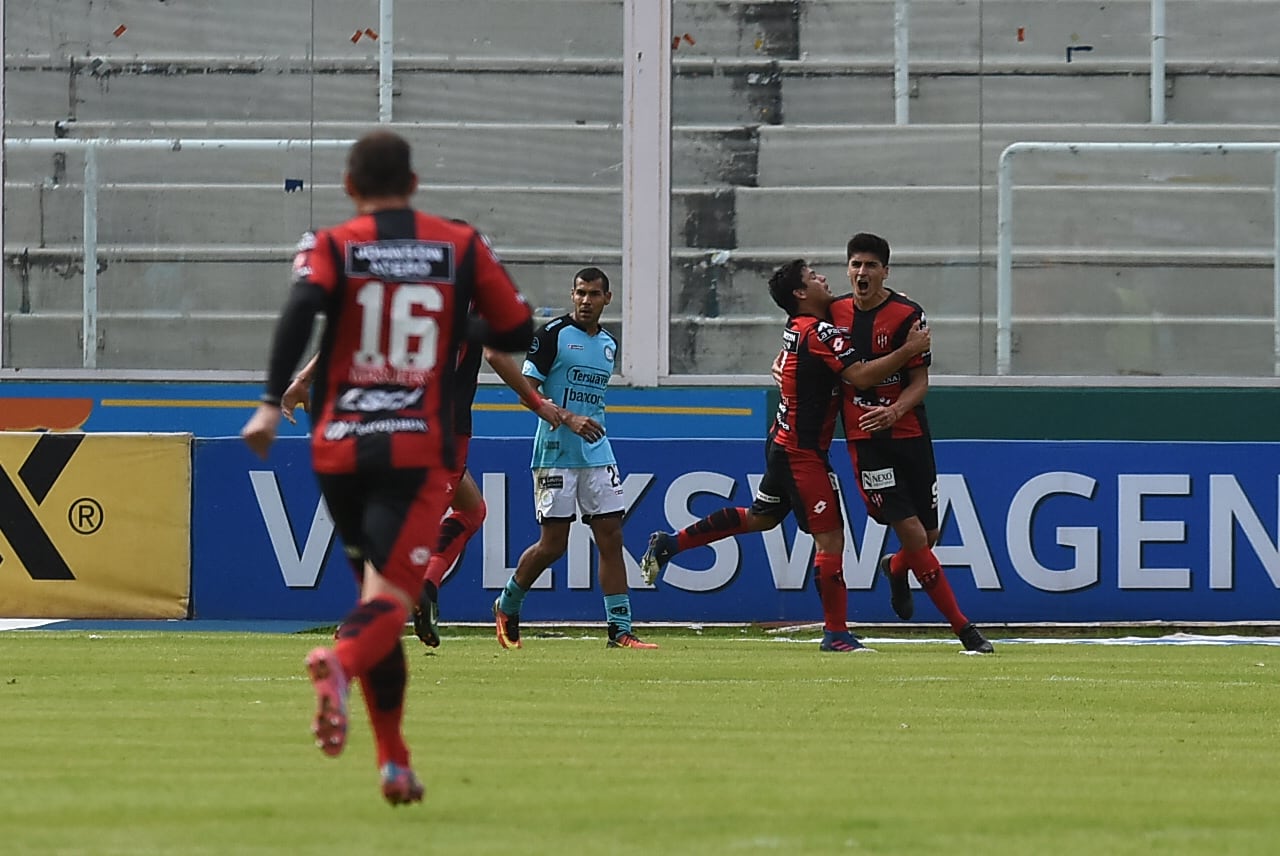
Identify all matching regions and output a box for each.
[640,259,930,651]
[241,130,534,804]
[278,345,560,652]
[831,232,993,654]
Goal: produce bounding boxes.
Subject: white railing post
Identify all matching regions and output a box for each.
[621,0,671,386]
[82,147,99,368]
[893,0,910,125]
[997,141,1280,377]
[1274,153,1280,376]
[1150,0,1167,124]
[379,0,395,123]
[0,6,5,367]
[995,146,1015,375]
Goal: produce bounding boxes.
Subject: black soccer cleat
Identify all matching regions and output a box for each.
[413,582,441,648]
[640,531,676,585]
[879,554,914,621]
[958,623,994,654]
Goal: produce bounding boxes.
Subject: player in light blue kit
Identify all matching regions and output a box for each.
[492,268,658,649]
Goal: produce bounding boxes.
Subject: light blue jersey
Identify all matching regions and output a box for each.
[522,314,617,468]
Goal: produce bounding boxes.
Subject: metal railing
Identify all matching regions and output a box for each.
[892,0,1170,125]
[2,138,355,368]
[996,141,1280,376]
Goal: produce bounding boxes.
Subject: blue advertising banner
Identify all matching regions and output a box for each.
[190,437,1280,623]
[192,438,357,621]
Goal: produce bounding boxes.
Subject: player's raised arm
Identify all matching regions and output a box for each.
[839,319,930,389]
[242,276,326,458]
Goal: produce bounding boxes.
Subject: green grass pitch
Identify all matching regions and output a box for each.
[2,627,1278,855]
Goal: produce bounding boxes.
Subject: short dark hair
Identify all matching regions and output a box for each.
[768,259,807,315]
[846,232,890,266]
[574,267,610,292]
[346,130,415,198]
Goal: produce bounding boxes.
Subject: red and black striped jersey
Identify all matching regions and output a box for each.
[296,208,529,473]
[830,291,932,441]
[773,314,862,451]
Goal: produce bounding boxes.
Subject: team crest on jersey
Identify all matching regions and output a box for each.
[409,546,431,565]
[603,344,615,362]
[875,329,890,351]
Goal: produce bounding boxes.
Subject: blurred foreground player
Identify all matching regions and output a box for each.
[241,129,534,803]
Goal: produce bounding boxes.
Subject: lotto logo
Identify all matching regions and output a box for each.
[0,434,88,580]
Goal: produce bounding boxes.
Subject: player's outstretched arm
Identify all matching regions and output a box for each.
[246,281,324,458]
[839,319,930,389]
[857,365,930,433]
[483,347,562,428]
[280,352,319,424]
[242,404,283,460]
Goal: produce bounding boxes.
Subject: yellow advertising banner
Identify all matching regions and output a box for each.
[0,432,191,618]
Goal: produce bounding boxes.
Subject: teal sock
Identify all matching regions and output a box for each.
[498,576,528,617]
[604,593,632,635]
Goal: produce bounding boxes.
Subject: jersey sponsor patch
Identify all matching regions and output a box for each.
[815,321,843,342]
[334,386,424,413]
[322,417,428,441]
[291,232,317,282]
[538,474,565,490]
[565,365,610,407]
[861,467,897,491]
[347,239,454,282]
[568,367,611,388]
